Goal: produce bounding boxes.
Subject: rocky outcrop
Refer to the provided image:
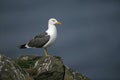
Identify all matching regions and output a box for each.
[32,56,65,80]
[0,55,32,80]
[0,54,90,80]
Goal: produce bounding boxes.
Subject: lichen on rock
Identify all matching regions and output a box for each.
[16,55,90,80]
[0,54,32,80]
[33,56,65,80]
[0,54,90,80]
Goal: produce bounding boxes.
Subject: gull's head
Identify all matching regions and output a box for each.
[48,18,61,25]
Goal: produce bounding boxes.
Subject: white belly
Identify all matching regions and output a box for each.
[43,33,57,48]
[43,25,57,48]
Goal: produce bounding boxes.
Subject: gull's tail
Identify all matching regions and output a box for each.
[19,44,26,49]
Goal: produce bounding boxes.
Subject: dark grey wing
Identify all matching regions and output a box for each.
[27,32,50,48]
[34,32,48,38]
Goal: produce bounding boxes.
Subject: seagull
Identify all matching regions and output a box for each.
[19,18,61,57]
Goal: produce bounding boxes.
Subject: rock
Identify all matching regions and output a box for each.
[16,55,90,80]
[0,54,90,80]
[16,55,41,69]
[33,56,65,80]
[0,54,33,80]
[64,66,90,80]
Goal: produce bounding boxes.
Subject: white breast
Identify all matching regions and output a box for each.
[43,24,57,48]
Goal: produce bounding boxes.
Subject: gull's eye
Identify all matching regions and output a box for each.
[52,20,55,22]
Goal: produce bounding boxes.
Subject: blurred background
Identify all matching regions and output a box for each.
[0,0,120,80]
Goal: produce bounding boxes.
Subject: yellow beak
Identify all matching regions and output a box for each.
[55,21,62,25]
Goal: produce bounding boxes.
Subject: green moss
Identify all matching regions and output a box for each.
[15,55,41,69]
[16,59,36,69]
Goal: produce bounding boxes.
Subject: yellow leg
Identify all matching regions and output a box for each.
[43,48,49,57]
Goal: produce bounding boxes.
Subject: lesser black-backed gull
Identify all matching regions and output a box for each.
[19,18,61,57]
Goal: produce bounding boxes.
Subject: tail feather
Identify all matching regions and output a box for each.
[19,44,26,49]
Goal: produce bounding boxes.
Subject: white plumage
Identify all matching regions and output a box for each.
[43,18,58,47]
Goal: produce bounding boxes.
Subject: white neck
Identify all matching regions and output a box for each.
[46,24,57,35]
